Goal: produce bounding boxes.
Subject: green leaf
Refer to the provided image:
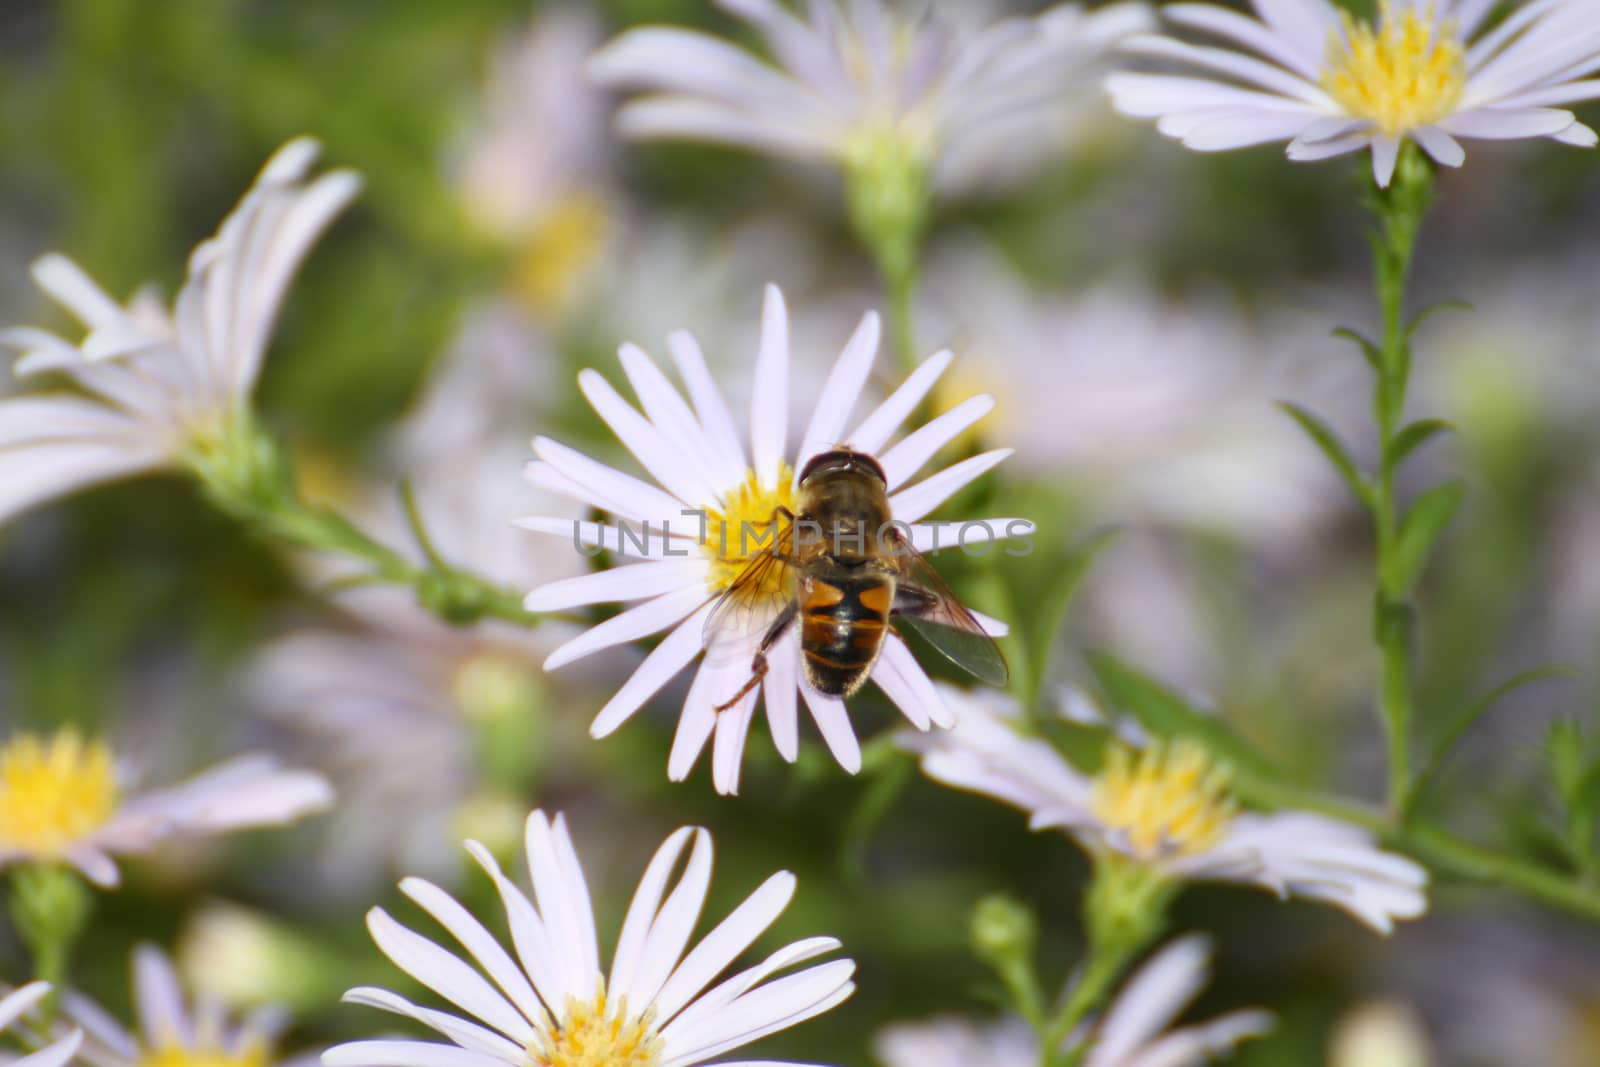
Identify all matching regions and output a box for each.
[1387,480,1466,594]
[1023,527,1121,712]
[1407,299,1473,339]
[1332,326,1382,371]
[1387,418,1455,468]
[1037,716,1113,776]
[1086,652,1283,784]
[1409,665,1576,814]
[1277,402,1373,509]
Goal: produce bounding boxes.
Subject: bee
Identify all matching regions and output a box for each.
[706,447,1007,711]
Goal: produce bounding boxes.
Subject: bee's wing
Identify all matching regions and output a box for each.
[891,548,1009,687]
[702,544,796,665]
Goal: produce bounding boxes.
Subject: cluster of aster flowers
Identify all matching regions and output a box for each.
[1,3,1598,1067]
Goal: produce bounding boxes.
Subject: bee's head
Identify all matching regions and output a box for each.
[799,448,886,486]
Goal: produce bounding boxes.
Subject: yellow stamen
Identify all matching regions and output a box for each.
[1090,740,1235,860]
[512,191,612,318]
[139,1042,270,1067]
[701,464,796,594]
[1323,3,1466,139]
[0,731,120,856]
[529,984,662,1067]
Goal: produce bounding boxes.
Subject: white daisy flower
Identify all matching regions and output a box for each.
[0,139,359,524]
[589,0,1153,195]
[519,284,1028,794]
[877,937,1270,1067]
[63,946,314,1067]
[325,810,855,1067]
[0,729,333,887]
[903,685,1429,933]
[0,984,82,1067]
[1106,0,1600,186]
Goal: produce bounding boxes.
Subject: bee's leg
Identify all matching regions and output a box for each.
[714,600,799,713]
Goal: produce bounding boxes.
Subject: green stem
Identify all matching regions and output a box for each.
[886,261,919,374]
[194,421,544,629]
[1043,939,1139,1067]
[8,866,93,1027]
[1043,859,1171,1067]
[1367,142,1434,815]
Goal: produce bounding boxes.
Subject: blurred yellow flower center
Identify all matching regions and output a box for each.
[1323,3,1466,138]
[530,988,661,1067]
[1091,741,1234,860]
[702,464,796,593]
[513,191,612,318]
[139,1042,268,1067]
[0,732,119,855]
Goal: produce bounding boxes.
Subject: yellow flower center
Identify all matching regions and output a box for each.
[529,988,662,1067]
[139,1042,269,1067]
[1323,3,1466,139]
[1090,741,1234,860]
[512,191,612,319]
[701,464,796,594]
[0,731,120,856]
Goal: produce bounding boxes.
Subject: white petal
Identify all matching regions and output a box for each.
[799,686,862,775]
[610,827,700,1005]
[762,638,801,763]
[1436,106,1578,139]
[323,1040,508,1067]
[1412,126,1465,168]
[524,813,603,999]
[462,842,568,1011]
[669,330,748,486]
[1370,135,1401,186]
[364,909,534,1043]
[669,660,735,781]
[525,560,707,611]
[877,394,995,490]
[580,369,718,506]
[713,693,760,795]
[869,637,940,730]
[1085,937,1210,1066]
[749,285,790,490]
[398,878,547,1030]
[339,988,527,1063]
[652,870,799,1025]
[846,349,953,456]
[543,585,707,670]
[794,311,880,475]
[619,828,714,1009]
[133,945,192,1047]
[591,610,710,739]
[530,436,689,522]
[888,449,1013,523]
[15,1031,82,1067]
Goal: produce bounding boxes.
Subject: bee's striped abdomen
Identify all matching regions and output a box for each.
[799,575,892,698]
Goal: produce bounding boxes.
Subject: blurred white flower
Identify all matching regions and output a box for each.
[0,729,332,887]
[0,984,81,1067]
[916,244,1346,544]
[1107,0,1600,186]
[903,685,1429,933]
[877,937,1269,1067]
[451,8,619,319]
[254,431,581,891]
[519,284,1026,793]
[452,7,613,241]
[0,140,358,524]
[326,810,855,1067]
[66,945,310,1067]
[590,0,1151,194]
[1328,1000,1433,1067]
